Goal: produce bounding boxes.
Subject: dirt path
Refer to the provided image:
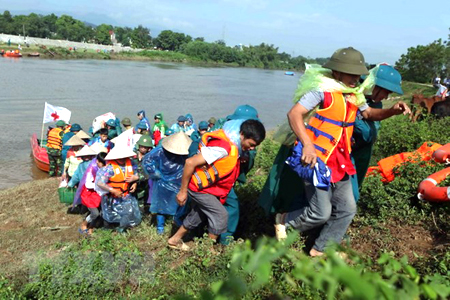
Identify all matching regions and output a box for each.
[0,178,81,276]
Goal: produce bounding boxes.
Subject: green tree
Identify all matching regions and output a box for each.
[395,37,449,83]
[155,30,190,51]
[114,26,132,46]
[55,15,91,42]
[130,25,152,48]
[42,13,58,37]
[95,23,113,45]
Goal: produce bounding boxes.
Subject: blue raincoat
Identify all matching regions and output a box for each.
[142,146,187,215]
[61,132,75,165]
[185,113,197,132]
[286,141,331,190]
[135,110,152,136]
[95,163,142,228]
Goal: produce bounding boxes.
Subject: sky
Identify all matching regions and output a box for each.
[1,0,449,64]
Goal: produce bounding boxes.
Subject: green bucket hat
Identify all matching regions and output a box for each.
[323,47,369,76]
[136,135,154,148]
[55,120,66,127]
[121,117,132,126]
[374,65,403,95]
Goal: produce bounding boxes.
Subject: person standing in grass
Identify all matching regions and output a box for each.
[79,152,107,235]
[143,132,191,234]
[275,47,410,257]
[168,119,265,250]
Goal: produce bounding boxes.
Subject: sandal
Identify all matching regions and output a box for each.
[168,241,190,251]
[78,228,89,235]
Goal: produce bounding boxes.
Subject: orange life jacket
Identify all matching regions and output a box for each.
[108,159,134,196]
[190,129,239,190]
[306,91,359,163]
[47,128,63,150]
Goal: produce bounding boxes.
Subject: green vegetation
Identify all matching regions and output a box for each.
[1,89,449,298]
[395,31,450,83]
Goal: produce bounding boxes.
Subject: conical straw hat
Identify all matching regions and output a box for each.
[76,130,91,139]
[161,132,192,155]
[105,145,136,160]
[64,135,86,146]
[75,145,97,157]
[89,143,108,154]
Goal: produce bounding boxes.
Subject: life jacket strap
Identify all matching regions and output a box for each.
[306,125,337,145]
[314,114,355,128]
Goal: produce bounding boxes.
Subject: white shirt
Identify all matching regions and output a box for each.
[201,146,228,165]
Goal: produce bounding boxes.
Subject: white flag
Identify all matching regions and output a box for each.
[43,102,71,124]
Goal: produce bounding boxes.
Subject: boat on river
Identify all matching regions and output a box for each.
[284,71,295,76]
[1,50,23,58]
[30,133,49,172]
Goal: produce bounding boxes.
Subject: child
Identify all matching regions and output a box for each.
[79,152,107,235]
[88,128,114,152]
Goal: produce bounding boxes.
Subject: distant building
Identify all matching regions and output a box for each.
[109,30,117,45]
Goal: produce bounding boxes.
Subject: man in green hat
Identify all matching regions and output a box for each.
[275,47,410,257]
[47,120,66,177]
[126,135,154,211]
[121,118,132,131]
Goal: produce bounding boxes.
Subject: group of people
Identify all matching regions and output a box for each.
[48,105,265,249]
[434,76,450,99]
[47,46,412,255]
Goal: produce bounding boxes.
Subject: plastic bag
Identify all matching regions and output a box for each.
[285,141,331,190]
[92,112,115,134]
[101,194,142,228]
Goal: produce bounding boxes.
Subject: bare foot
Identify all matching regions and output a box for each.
[80,221,88,231]
[309,248,324,257]
[167,237,180,247]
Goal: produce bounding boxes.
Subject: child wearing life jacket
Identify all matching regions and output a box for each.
[79,152,107,235]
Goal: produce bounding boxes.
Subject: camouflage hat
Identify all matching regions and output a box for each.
[323,47,369,75]
[136,135,154,148]
[121,118,132,126]
[55,120,66,127]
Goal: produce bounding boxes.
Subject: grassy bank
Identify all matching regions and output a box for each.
[1,83,449,298]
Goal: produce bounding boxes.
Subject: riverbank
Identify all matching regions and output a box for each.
[0,44,243,68]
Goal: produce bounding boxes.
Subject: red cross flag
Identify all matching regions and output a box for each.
[43,102,71,124]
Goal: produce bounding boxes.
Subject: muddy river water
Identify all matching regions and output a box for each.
[0,58,299,190]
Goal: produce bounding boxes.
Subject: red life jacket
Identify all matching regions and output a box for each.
[108,159,134,196]
[188,129,240,204]
[306,91,359,163]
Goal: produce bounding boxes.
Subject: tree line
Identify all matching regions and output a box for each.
[0,10,326,70]
[395,30,449,83]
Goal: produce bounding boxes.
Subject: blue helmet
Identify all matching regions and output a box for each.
[70,123,82,132]
[198,121,209,130]
[374,65,403,95]
[106,119,116,127]
[227,104,259,121]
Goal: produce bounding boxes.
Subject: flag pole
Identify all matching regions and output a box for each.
[40,122,45,147]
[40,102,46,147]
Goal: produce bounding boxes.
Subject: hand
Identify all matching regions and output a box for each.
[125,174,139,183]
[129,183,137,193]
[176,190,188,206]
[392,101,411,115]
[61,173,66,181]
[301,143,317,169]
[110,188,123,198]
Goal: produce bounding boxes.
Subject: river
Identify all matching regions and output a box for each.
[0,58,300,190]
